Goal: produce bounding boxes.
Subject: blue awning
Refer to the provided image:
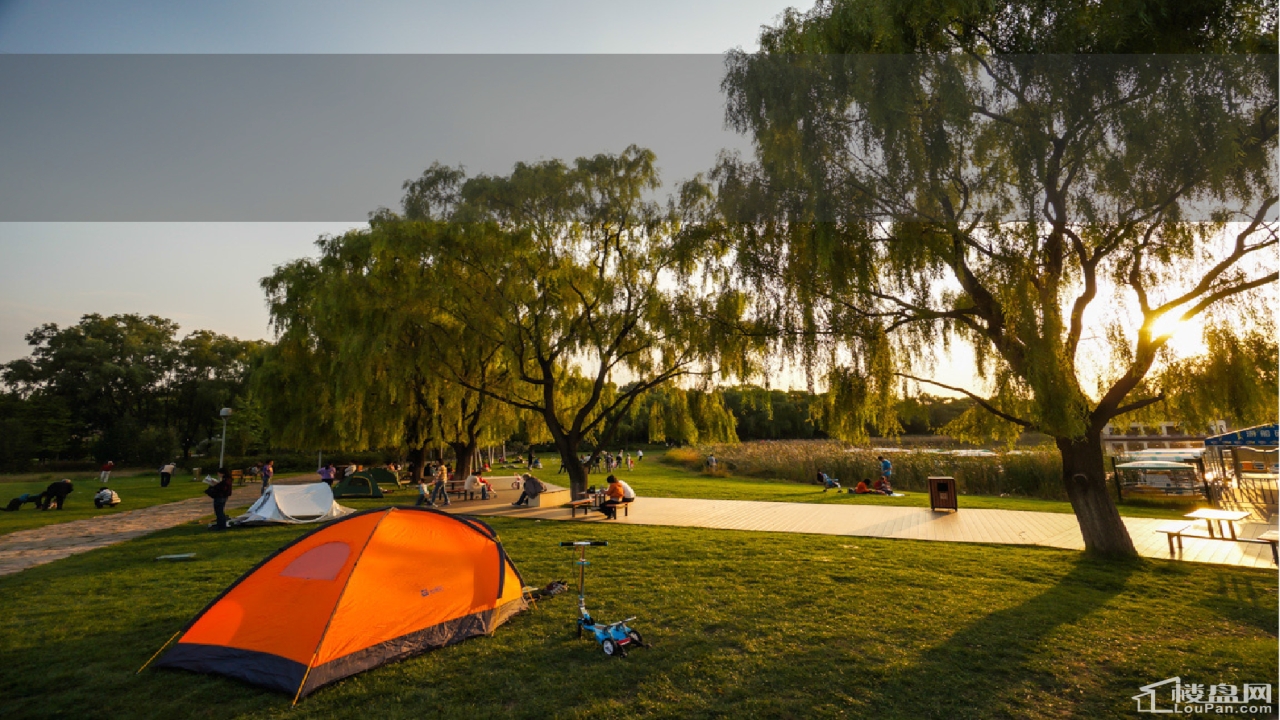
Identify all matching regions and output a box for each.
[1204,424,1279,447]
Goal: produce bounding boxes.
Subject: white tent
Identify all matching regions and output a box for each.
[230,483,354,526]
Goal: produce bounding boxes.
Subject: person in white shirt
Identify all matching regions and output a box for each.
[617,478,636,503]
[464,472,492,500]
[94,487,121,509]
[160,462,176,488]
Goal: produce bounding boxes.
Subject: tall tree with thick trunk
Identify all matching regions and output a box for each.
[716,0,1276,555]
[390,147,748,498]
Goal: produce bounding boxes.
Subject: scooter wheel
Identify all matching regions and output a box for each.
[627,629,645,647]
[601,638,624,657]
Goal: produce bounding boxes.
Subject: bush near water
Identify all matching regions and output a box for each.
[666,440,1067,501]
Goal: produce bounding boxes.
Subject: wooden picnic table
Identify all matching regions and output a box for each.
[1184,508,1251,540]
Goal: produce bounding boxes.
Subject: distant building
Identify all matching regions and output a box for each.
[1101,420,1227,456]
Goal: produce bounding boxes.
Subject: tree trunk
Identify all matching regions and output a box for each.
[550,436,588,498]
[1057,434,1137,557]
[448,441,476,479]
[407,443,427,484]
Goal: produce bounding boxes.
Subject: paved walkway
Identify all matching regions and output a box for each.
[0,486,259,576]
[446,495,1278,569]
[3,485,1273,575]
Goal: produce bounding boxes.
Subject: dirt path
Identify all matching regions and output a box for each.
[0,486,260,576]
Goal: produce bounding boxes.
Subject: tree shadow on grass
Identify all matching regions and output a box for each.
[1197,570,1278,636]
[853,555,1142,720]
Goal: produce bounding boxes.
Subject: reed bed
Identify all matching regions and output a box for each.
[665,440,1067,500]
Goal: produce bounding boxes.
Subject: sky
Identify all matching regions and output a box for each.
[0,1,980,394]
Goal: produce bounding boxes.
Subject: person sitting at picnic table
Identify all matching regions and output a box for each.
[616,476,636,508]
[512,474,545,507]
[94,487,121,508]
[3,493,44,511]
[819,471,841,492]
[599,475,627,520]
[874,477,893,495]
[853,478,874,494]
[39,479,74,510]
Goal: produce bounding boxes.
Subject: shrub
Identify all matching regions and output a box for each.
[666,440,1067,500]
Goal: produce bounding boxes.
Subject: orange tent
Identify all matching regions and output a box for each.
[152,507,527,700]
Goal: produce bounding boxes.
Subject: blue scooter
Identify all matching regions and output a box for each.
[559,541,647,657]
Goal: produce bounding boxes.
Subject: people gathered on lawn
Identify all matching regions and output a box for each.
[3,479,74,511]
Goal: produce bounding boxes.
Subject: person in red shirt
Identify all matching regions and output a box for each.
[853,479,874,494]
[99,461,114,484]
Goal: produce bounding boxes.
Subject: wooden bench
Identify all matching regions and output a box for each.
[231,470,245,486]
[574,498,636,518]
[1156,522,1194,554]
[1157,522,1278,563]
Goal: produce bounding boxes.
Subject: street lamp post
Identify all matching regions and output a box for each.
[218,408,233,469]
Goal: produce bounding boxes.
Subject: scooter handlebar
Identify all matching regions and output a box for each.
[559,541,609,547]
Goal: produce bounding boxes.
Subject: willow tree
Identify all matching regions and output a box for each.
[396,146,752,497]
[258,226,517,481]
[718,0,1276,555]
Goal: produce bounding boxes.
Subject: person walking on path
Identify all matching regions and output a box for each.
[39,479,74,510]
[318,463,335,487]
[260,460,274,496]
[99,461,114,484]
[159,462,176,488]
[207,468,233,530]
[428,465,452,507]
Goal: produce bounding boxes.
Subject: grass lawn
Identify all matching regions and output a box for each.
[0,514,1273,719]
[0,472,309,536]
[513,453,1203,520]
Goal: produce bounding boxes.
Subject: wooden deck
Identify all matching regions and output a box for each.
[446,495,1278,569]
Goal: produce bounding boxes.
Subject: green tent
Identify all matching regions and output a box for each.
[367,467,402,488]
[332,472,384,499]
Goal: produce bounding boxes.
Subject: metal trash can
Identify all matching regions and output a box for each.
[929,476,958,512]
